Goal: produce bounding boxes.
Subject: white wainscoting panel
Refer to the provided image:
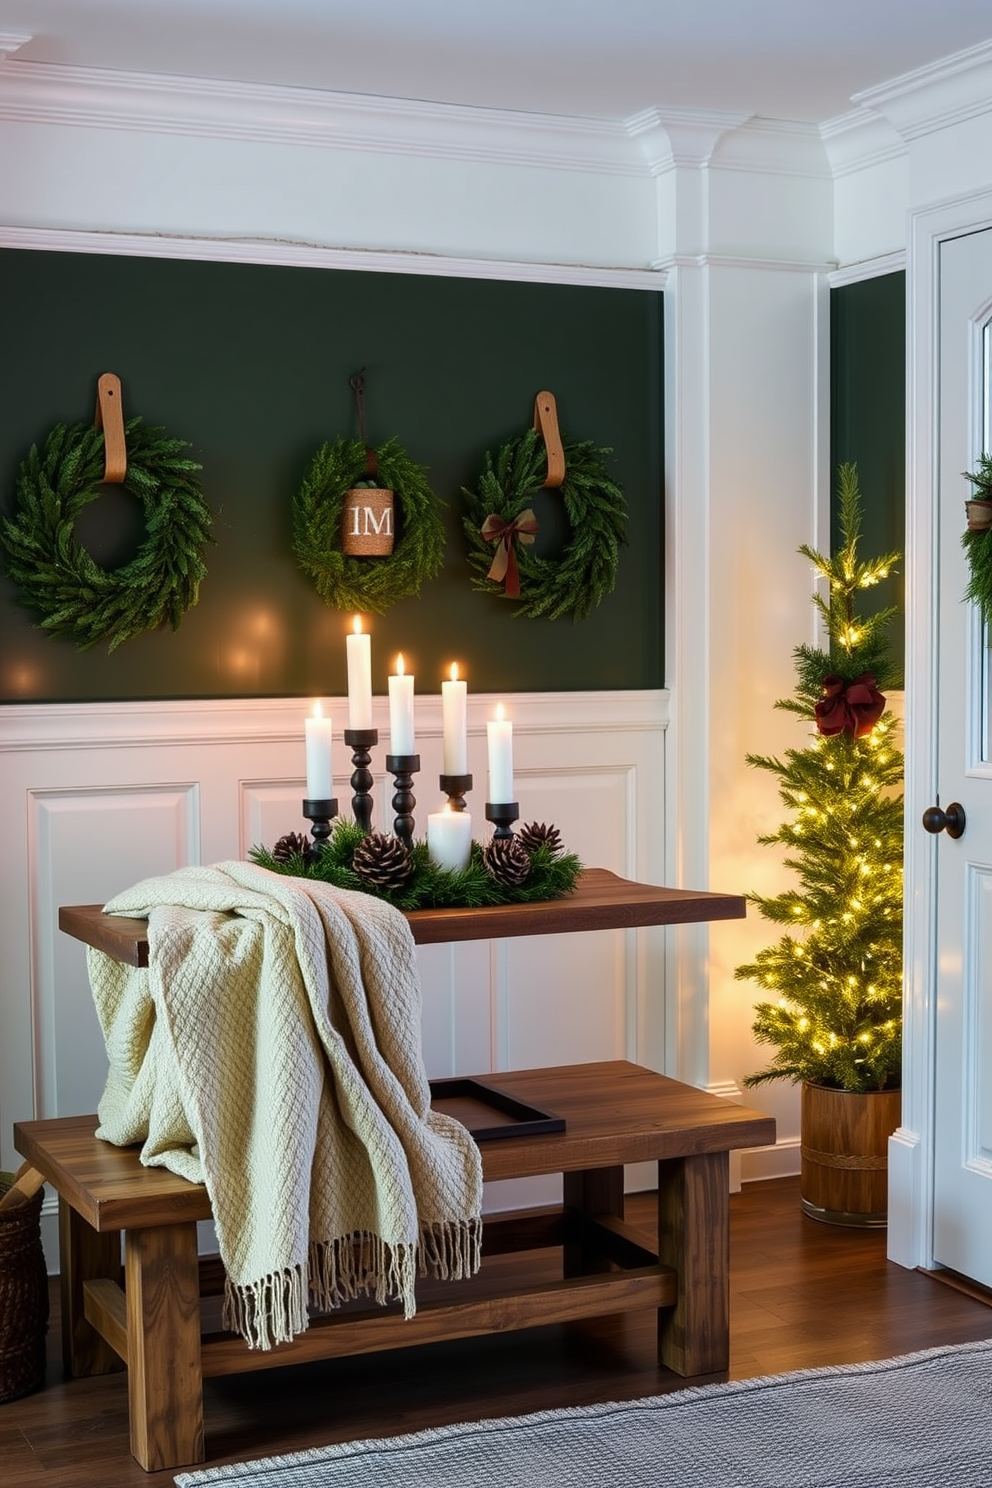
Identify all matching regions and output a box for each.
[29,783,199,1122]
[0,691,668,1259]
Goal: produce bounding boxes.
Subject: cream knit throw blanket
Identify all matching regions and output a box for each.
[87,860,483,1350]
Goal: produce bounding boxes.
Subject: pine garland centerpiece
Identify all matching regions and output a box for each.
[1,417,211,652]
[462,427,627,621]
[735,463,904,1094]
[294,436,445,613]
[251,818,581,912]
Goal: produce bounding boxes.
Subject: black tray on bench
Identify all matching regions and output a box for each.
[428,1077,566,1141]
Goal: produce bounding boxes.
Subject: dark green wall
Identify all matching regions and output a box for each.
[0,249,664,703]
[830,271,906,674]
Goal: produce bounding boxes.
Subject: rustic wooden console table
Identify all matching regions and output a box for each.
[57,866,748,957]
[17,871,773,1472]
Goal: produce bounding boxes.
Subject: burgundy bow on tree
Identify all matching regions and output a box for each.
[481,509,538,598]
[814,673,886,738]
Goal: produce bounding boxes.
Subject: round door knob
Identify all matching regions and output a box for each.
[922,801,966,839]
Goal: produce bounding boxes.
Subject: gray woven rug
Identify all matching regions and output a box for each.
[175,1338,992,1488]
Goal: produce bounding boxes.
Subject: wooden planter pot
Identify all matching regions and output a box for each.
[800,1082,901,1228]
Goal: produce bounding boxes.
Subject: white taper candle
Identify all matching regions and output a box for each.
[304,702,334,799]
[346,616,373,730]
[486,702,514,804]
[388,654,416,755]
[441,662,468,775]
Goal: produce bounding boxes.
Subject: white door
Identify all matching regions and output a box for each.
[932,226,992,1287]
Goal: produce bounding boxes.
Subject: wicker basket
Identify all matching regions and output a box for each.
[0,1171,49,1402]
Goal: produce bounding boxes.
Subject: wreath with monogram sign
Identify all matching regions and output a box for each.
[293,435,446,614]
[293,369,445,614]
[462,399,627,621]
[1,415,211,652]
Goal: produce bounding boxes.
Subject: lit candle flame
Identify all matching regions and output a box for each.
[352,615,363,635]
[495,701,505,721]
[396,653,405,676]
[449,662,460,682]
[311,700,324,719]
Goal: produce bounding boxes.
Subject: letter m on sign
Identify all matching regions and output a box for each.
[362,506,392,536]
[349,504,393,536]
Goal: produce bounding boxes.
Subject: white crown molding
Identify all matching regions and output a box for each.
[852,37,992,142]
[625,105,752,173]
[711,117,832,180]
[828,250,907,287]
[0,223,668,292]
[0,52,859,187]
[818,106,907,179]
[0,32,30,61]
[0,56,647,176]
[628,109,830,181]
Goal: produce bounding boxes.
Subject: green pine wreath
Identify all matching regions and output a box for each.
[962,453,992,631]
[462,426,627,621]
[1,417,211,652]
[293,436,445,613]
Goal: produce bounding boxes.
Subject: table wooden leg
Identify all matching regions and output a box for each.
[124,1221,204,1472]
[656,1150,729,1376]
[563,1164,624,1275]
[58,1197,125,1377]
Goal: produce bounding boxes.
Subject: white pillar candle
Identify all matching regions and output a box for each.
[487,703,514,803]
[388,653,416,755]
[427,805,473,873]
[304,701,334,799]
[346,616,373,730]
[441,662,468,775]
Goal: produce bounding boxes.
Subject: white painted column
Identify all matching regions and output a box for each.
[657,120,833,1179]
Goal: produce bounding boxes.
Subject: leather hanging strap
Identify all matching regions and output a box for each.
[95,372,127,483]
[533,390,565,488]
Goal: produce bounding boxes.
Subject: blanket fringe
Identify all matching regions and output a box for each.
[224,1218,484,1350]
[222,1263,310,1352]
[309,1230,419,1320]
[419,1216,483,1283]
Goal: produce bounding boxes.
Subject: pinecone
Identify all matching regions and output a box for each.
[483,834,532,887]
[352,832,413,889]
[272,831,310,863]
[517,821,564,858]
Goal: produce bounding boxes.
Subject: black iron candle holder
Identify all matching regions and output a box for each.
[440,772,473,812]
[385,753,420,849]
[485,801,519,840]
[302,797,339,860]
[343,727,378,833]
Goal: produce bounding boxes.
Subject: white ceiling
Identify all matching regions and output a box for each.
[2,0,992,126]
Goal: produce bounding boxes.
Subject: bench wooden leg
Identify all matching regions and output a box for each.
[562,1164,624,1275]
[58,1197,125,1377]
[125,1221,204,1472]
[656,1150,730,1377]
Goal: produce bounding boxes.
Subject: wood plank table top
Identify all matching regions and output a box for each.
[14,1061,774,1232]
[58,867,746,967]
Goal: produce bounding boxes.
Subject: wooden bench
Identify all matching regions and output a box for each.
[15,1060,774,1472]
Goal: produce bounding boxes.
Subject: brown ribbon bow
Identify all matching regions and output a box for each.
[481,509,538,598]
[814,673,886,738]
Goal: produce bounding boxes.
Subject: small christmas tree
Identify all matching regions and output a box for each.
[736,464,903,1093]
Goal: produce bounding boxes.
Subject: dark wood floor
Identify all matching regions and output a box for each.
[4,1176,992,1485]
